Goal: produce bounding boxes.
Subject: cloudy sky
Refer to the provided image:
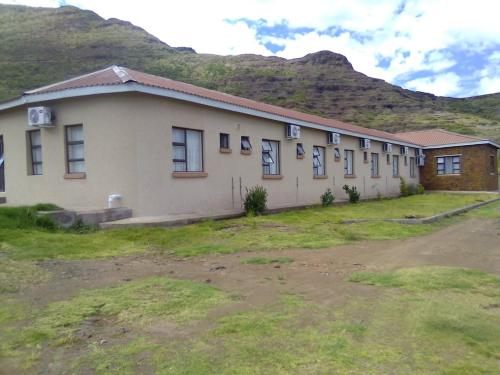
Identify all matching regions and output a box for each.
[2,0,500,97]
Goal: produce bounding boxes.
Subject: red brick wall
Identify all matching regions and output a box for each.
[420,144,498,191]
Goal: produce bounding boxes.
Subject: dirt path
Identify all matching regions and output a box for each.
[28,216,500,310]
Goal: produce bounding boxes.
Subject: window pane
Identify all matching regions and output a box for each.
[220,133,229,149]
[33,163,43,175]
[173,145,185,161]
[262,140,272,152]
[437,157,444,164]
[32,147,42,163]
[241,137,251,150]
[444,157,453,174]
[186,130,202,172]
[68,144,84,160]
[68,161,85,173]
[173,161,186,172]
[172,128,185,143]
[30,130,41,146]
[67,126,83,142]
[313,147,320,157]
[297,144,305,155]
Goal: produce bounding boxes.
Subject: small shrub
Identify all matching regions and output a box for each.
[320,188,335,207]
[244,185,267,215]
[32,203,62,212]
[342,185,360,204]
[417,184,425,194]
[400,177,410,197]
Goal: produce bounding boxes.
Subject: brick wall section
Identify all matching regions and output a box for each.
[420,144,498,191]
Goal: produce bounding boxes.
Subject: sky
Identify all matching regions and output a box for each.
[2,0,500,97]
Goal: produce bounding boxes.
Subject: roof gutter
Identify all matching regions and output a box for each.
[0,83,421,148]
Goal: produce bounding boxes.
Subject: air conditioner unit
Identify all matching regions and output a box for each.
[360,138,371,149]
[28,107,53,127]
[383,143,393,153]
[417,156,425,166]
[327,132,341,145]
[416,148,424,156]
[285,124,301,139]
[400,145,410,155]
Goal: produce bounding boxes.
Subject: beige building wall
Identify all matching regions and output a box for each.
[0,92,419,217]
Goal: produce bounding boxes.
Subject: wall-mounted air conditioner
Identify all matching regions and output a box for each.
[383,142,393,153]
[417,156,425,166]
[400,145,410,155]
[359,138,371,149]
[285,124,301,139]
[327,132,341,145]
[28,107,54,127]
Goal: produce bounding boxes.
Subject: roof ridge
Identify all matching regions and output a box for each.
[112,66,135,83]
[24,66,116,94]
[432,128,486,140]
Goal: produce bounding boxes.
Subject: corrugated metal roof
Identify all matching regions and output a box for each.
[21,65,412,144]
[395,129,489,146]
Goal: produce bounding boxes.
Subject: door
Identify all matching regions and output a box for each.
[0,135,4,192]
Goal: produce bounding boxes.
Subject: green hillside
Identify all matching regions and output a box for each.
[1,4,499,141]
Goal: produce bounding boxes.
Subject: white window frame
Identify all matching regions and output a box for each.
[65,124,85,174]
[28,129,43,175]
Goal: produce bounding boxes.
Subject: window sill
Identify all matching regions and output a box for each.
[64,173,86,179]
[219,148,232,154]
[313,175,328,179]
[344,174,356,178]
[392,175,400,178]
[262,174,283,180]
[334,157,341,162]
[296,155,305,159]
[240,149,252,155]
[363,160,369,164]
[371,175,381,179]
[436,173,461,176]
[172,172,208,178]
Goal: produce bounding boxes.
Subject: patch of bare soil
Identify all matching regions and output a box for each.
[9,217,500,374]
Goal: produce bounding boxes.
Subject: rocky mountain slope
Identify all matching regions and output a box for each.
[1,4,499,141]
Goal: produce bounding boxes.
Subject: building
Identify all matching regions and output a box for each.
[396,129,499,191]
[0,66,496,219]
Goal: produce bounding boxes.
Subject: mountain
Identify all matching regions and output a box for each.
[1,4,499,142]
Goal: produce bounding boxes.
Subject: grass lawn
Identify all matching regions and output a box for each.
[0,192,495,260]
[0,193,499,374]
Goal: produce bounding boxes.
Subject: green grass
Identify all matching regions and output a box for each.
[242,256,295,265]
[0,259,50,293]
[0,276,230,368]
[66,267,500,374]
[0,193,495,261]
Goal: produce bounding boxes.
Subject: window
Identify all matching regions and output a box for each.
[334,147,341,160]
[392,155,399,177]
[344,149,354,176]
[489,156,496,174]
[172,127,203,172]
[262,139,280,175]
[313,146,325,176]
[0,135,4,192]
[363,151,368,163]
[386,153,390,165]
[404,156,408,166]
[410,157,416,177]
[371,153,379,177]
[296,143,305,157]
[65,125,85,173]
[220,133,230,149]
[437,155,460,175]
[28,130,42,175]
[241,136,252,151]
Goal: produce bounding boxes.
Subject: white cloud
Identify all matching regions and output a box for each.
[1,0,500,96]
[405,72,461,96]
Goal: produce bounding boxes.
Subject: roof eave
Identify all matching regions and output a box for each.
[0,83,421,147]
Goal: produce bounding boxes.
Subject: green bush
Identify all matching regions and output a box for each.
[32,203,62,212]
[320,188,335,207]
[0,206,58,231]
[244,185,267,215]
[342,185,360,203]
[417,184,425,194]
[399,177,410,197]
